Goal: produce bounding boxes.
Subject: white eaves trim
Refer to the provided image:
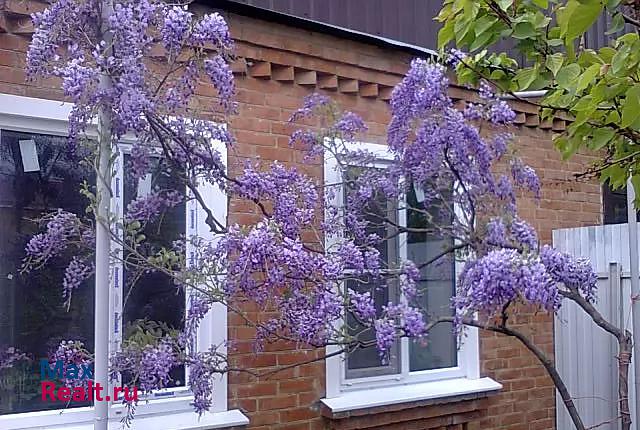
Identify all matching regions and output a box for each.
[320,377,502,414]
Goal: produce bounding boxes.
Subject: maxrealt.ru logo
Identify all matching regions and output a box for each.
[39,360,138,403]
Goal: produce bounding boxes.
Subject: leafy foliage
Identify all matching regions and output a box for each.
[437,0,640,190]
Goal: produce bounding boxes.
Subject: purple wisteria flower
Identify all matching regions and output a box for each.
[334,111,368,140]
[190,12,233,49]
[125,189,183,224]
[455,249,560,324]
[187,346,226,415]
[204,55,237,113]
[162,6,192,54]
[110,337,178,392]
[486,217,508,247]
[374,318,396,362]
[446,48,467,67]
[511,158,541,198]
[540,245,598,302]
[233,162,318,237]
[289,93,331,122]
[0,347,29,371]
[49,340,93,389]
[348,289,376,322]
[62,257,94,308]
[24,210,80,267]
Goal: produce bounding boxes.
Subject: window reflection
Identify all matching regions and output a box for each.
[407,186,457,372]
[0,130,94,414]
[122,155,186,387]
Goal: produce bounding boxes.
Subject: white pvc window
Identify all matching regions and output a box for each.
[0,93,236,429]
[324,141,481,398]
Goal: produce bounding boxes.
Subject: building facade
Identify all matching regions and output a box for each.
[0,1,603,429]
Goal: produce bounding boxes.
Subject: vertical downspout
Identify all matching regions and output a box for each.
[626,177,640,430]
[94,1,113,429]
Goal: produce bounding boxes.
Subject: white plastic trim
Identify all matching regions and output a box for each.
[321,377,502,414]
[0,406,249,430]
[323,139,483,399]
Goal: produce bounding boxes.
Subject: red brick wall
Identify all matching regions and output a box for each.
[0,2,604,429]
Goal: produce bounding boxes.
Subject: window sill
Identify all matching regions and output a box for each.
[0,408,249,430]
[320,377,502,416]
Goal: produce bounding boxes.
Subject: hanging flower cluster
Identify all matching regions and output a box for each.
[27,0,236,152]
[0,347,29,371]
[49,340,93,389]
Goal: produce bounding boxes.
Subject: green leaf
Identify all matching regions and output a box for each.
[611,46,629,75]
[454,18,473,45]
[576,64,600,92]
[532,0,549,8]
[470,31,492,51]
[554,135,581,160]
[512,21,537,39]
[546,53,564,76]
[560,0,603,42]
[602,164,628,189]
[474,15,497,36]
[599,47,617,63]
[621,84,640,128]
[606,0,622,9]
[606,12,625,35]
[589,128,616,150]
[438,20,455,48]
[515,67,538,89]
[490,69,507,80]
[496,0,513,11]
[556,63,581,89]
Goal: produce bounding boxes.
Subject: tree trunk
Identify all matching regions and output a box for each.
[618,330,633,430]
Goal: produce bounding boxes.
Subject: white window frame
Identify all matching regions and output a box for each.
[0,93,248,430]
[323,140,500,410]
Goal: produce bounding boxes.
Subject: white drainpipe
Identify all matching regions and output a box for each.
[94,1,114,429]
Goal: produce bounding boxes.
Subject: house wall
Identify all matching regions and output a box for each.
[0,1,603,429]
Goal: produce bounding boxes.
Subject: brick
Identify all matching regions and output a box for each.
[249,60,272,78]
[280,407,318,422]
[338,78,358,94]
[235,382,278,398]
[231,57,248,74]
[272,65,295,82]
[318,73,338,90]
[359,82,379,98]
[258,394,298,411]
[295,69,317,86]
[235,130,277,147]
[279,378,316,393]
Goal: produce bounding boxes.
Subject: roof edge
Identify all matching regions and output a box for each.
[199,0,437,59]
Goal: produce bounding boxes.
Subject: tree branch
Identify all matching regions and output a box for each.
[431,316,586,430]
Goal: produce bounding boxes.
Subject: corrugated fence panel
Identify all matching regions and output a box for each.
[554,224,636,430]
[231,0,625,54]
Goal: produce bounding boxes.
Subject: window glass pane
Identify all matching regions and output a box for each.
[406,186,457,371]
[122,156,186,387]
[0,130,94,415]
[343,168,399,377]
[603,181,638,225]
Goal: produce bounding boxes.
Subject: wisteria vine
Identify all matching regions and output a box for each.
[9,0,605,425]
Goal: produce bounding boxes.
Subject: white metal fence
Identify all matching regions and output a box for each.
[553,224,637,430]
